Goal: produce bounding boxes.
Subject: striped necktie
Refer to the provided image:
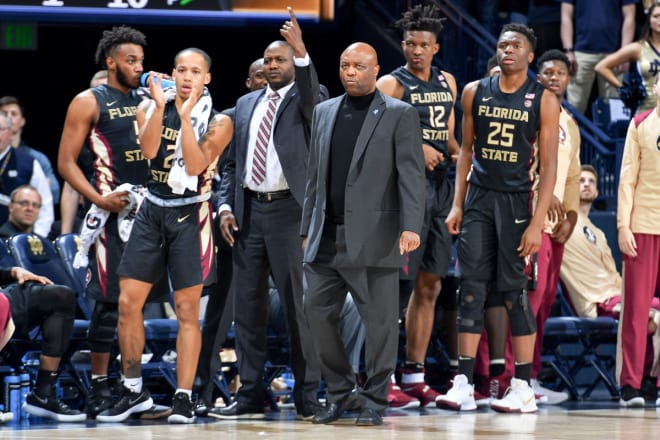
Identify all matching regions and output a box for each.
[251,92,280,185]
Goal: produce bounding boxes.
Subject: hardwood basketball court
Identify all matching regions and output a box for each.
[2,401,659,439]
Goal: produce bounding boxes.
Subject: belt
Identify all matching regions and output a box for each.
[248,189,291,202]
[145,190,211,207]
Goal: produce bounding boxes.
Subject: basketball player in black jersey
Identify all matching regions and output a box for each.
[437,23,559,413]
[96,48,232,424]
[57,26,170,419]
[376,4,459,408]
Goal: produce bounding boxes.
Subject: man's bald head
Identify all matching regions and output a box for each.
[246,57,267,91]
[265,40,294,57]
[339,42,380,96]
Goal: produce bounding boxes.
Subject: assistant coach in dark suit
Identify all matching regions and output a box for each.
[212,8,326,420]
[301,42,425,426]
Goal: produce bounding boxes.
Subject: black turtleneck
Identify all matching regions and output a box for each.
[326,91,376,224]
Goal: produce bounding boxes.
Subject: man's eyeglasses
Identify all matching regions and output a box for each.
[12,200,41,209]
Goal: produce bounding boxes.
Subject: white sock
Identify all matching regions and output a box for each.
[123,377,143,393]
[175,388,192,398]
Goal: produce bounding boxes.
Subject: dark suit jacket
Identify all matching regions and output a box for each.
[0,221,23,240]
[218,62,326,227]
[301,90,426,268]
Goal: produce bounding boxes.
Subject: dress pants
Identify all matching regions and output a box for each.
[233,194,320,409]
[304,223,398,411]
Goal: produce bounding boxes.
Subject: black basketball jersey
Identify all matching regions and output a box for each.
[147,101,219,199]
[391,66,454,164]
[470,76,544,193]
[88,85,149,195]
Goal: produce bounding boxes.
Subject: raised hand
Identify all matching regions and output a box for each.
[280,7,307,58]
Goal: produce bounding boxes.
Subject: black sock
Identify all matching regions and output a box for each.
[35,369,58,397]
[489,359,505,377]
[404,361,424,373]
[514,362,533,383]
[458,356,475,383]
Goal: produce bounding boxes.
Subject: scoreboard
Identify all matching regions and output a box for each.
[0,1,334,26]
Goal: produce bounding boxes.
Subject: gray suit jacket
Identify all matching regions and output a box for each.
[301,90,425,268]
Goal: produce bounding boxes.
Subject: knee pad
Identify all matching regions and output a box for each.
[503,289,537,336]
[88,301,118,353]
[457,279,488,334]
[44,284,77,317]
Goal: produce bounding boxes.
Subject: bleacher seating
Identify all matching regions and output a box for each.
[591,97,631,140]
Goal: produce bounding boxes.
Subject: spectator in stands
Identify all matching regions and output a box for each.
[0,96,60,204]
[0,185,42,238]
[616,73,660,407]
[0,111,53,238]
[595,2,660,114]
[528,0,563,62]
[455,0,501,75]
[560,0,638,114]
[0,186,85,421]
[90,70,108,87]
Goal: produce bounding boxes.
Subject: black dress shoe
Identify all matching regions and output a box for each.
[208,400,265,419]
[312,391,360,424]
[355,408,383,426]
[296,400,323,421]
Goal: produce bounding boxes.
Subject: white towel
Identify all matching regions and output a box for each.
[73,184,146,269]
[153,86,213,195]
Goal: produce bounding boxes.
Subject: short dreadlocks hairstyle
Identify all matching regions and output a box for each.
[499,23,537,52]
[394,3,446,37]
[94,25,147,68]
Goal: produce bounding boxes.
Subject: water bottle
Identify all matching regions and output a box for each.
[3,369,20,419]
[19,369,30,420]
[140,73,175,89]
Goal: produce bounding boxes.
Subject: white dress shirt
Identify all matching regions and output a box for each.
[220,53,311,215]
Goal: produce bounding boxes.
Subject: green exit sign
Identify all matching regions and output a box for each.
[1,22,37,50]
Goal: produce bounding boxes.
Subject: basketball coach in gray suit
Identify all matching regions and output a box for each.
[301,42,425,426]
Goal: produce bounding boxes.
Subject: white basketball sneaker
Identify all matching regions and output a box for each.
[490,378,538,413]
[436,374,477,411]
